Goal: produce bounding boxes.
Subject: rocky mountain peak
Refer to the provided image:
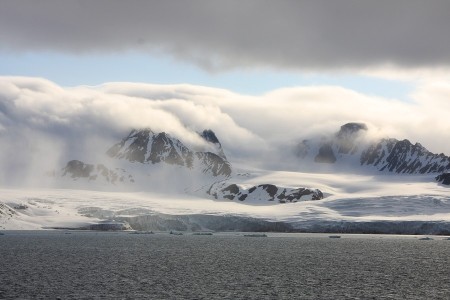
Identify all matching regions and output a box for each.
[337,123,367,154]
[105,128,231,177]
[315,122,369,161]
[200,129,220,144]
[297,122,450,174]
[199,129,226,160]
[336,122,368,138]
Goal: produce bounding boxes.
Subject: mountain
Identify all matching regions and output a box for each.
[296,122,450,174]
[60,128,232,191]
[106,129,231,177]
[208,182,324,203]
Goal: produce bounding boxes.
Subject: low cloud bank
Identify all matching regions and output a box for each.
[0,76,449,184]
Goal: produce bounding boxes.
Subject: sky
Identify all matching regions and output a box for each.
[2,1,450,97]
[1,1,450,183]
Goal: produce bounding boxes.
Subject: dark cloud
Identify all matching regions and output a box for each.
[1,1,450,71]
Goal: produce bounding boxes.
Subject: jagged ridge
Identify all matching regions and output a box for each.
[106,129,232,177]
[360,139,450,174]
[297,122,450,174]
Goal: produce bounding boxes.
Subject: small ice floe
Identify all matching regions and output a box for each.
[244,233,267,237]
[418,237,433,240]
[328,235,341,239]
[442,237,450,240]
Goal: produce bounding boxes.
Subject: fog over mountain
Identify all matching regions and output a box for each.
[1,76,450,186]
[2,76,450,231]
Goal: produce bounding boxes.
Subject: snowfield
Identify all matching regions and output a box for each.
[1,169,449,231]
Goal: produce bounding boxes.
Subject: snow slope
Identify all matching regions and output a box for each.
[2,169,449,231]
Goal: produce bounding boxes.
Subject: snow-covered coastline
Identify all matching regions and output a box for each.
[2,168,449,234]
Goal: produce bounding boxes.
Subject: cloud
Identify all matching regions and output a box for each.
[1,76,450,184]
[2,1,450,72]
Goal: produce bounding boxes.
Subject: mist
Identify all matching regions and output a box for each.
[1,76,449,186]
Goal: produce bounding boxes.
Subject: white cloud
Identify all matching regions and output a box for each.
[0,76,449,184]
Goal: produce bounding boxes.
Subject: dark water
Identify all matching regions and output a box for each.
[1,232,450,299]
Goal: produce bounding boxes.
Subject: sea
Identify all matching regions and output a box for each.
[1,231,449,300]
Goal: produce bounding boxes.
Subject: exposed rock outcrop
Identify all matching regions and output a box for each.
[208,182,323,203]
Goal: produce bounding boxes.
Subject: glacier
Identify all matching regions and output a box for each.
[1,167,450,234]
[1,123,450,234]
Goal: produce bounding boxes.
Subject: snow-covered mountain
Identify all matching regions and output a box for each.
[106,129,231,177]
[61,128,232,185]
[295,122,450,175]
[208,182,323,203]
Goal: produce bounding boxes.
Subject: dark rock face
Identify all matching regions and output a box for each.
[195,151,232,176]
[277,188,324,202]
[209,183,324,203]
[436,173,450,185]
[200,129,220,145]
[222,184,240,195]
[107,128,231,177]
[106,129,151,163]
[148,132,193,167]
[336,123,368,138]
[200,129,227,160]
[314,144,336,163]
[260,184,278,198]
[359,138,395,166]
